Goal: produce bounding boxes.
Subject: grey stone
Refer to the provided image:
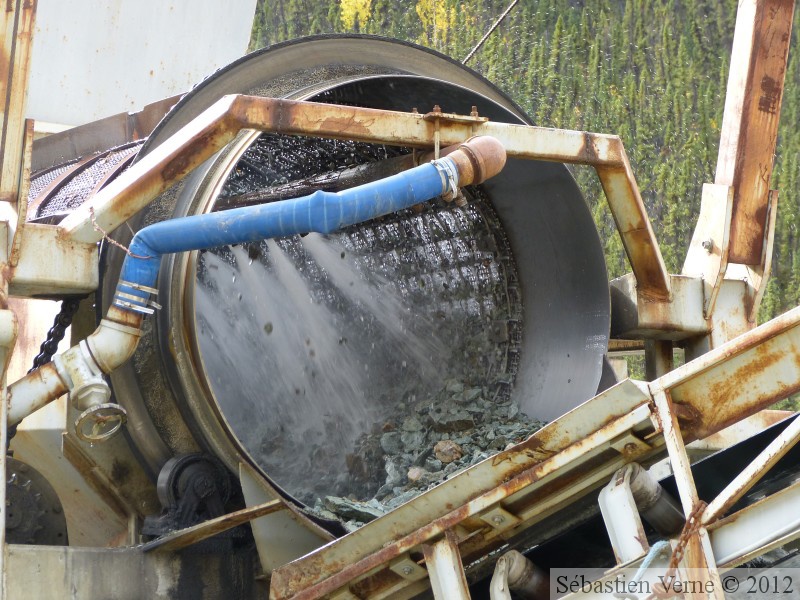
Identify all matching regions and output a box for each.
[322,496,385,522]
[384,457,406,487]
[386,489,419,509]
[425,458,443,472]
[401,416,424,432]
[429,405,474,432]
[464,388,482,402]
[380,431,403,454]
[488,436,507,451]
[400,430,426,450]
[445,380,464,394]
[443,461,460,475]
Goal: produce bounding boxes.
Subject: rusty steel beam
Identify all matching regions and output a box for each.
[715,0,794,265]
[142,499,284,553]
[57,94,670,300]
[423,531,471,600]
[703,414,800,524]
[653,304,800,440]
[0,0,36,205]
[270,305,800,599]
[269,381,656,599]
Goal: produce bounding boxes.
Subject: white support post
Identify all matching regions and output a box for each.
[651,389,724,599]
[599,465,650,564]
[423,530,471,600]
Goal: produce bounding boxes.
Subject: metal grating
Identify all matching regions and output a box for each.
[27,142,143,221]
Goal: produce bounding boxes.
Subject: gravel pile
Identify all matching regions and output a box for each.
[307,378,545,531]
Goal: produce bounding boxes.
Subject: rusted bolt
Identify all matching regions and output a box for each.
[471,105,479,117]
[624,442,639,454]
[401,565,414,576]
[411,107,418,114]
[702,239,714,253]
[491,514,505,524]
[432,104,442,114]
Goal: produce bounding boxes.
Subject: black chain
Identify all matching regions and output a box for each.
[28,297,84,374]
[8,297,85,448]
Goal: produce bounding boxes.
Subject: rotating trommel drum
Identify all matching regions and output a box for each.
[34,36,610,526]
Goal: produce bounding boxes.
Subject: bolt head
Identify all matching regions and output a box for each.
[491,514,505,524]
[401,565,414,576]
[701,239,714,253]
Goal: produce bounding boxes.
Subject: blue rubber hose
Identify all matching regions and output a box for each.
[113,157,458,314]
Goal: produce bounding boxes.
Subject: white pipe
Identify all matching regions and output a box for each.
[6,307,142,427]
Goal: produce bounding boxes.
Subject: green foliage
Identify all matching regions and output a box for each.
[250,0,800,322]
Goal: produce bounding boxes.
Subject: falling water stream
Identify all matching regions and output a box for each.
[191,135,528,515]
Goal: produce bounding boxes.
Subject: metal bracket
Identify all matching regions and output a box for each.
[480,505,521,533]
[682,183,734,318]
[389,556,427,582]
[599,464,650,564]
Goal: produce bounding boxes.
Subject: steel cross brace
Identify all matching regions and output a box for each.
[269,305,800,599]
[54,93,670,301]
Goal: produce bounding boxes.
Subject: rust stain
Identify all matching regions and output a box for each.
[687,344,794,438]
[160,130,217,182]
[759,75,781,114]
[581,131,599,163]
[672,403,700,423]
[272,405,651,598]
[317,115,375,138]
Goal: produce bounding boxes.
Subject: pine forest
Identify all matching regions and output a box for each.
[251,0,800,325]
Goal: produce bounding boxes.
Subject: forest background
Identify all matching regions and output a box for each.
[250,1,800,397]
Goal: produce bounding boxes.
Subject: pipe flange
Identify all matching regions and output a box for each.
[74,403,127,443]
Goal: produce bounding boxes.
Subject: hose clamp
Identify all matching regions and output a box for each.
[115,280,160,314]
[433,157,459,202]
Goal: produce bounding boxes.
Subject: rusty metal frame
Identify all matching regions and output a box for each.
[714,0,794,266]
[680,0,794,334]
[423,531,472,600]
[561,480,800,599]
[703,414,800,525]
[1,3,36,599]
[269,305,800,599]
[56,94,670,300]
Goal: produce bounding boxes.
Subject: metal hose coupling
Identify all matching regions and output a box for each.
[446,135,508,186]
[429,135,506,205]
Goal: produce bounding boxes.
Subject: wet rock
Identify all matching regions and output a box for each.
[322,496,385,522]
[445,380,464,394]
[380,432,403,454]
[464,388,482,402]
[316,368,548,527]
[429,405,474,432]
[407,466,426,482]
[401,416,424,432]
[488,435,507,451]
[425,458,443,472]
[384,457,407,487]
[443,461,460,475]
[434,440,463,463]
[385,490,417,510]
[401,430,426,450]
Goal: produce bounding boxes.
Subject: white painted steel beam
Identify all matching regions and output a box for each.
[423,532,471,600]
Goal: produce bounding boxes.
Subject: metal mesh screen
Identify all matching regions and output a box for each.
[27,143,142,221]
[194,134,528,507]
